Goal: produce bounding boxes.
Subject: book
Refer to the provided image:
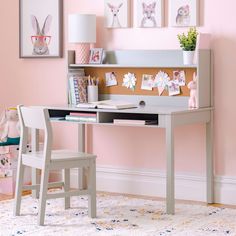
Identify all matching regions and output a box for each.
[50,117,65,121]
[77,100,137,110]
[69,76,79,105]
[67,69,85,105]
[69,112,97,117]
[113,119,157,125]
[65,115,97,122]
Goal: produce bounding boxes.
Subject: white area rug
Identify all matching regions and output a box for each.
[0,193,236,236]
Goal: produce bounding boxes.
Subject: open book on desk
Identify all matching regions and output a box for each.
[77,100,137,110]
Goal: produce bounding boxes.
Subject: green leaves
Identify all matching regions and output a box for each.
[177,27,198,51]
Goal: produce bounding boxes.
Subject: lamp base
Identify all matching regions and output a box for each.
[75,43,90,64]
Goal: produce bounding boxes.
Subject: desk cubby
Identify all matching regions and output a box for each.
[98,111,158,125]
[48,109,96,117]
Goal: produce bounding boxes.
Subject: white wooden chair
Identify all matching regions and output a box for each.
[13,105,96,226]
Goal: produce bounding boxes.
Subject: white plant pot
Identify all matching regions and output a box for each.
[183,51,195,65]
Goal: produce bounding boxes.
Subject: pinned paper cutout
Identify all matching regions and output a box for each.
[154,71,170,96]
[157,86,165,95]
[168,80,180,96]
[122,73,137,90]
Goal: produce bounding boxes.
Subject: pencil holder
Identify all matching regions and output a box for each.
[87,85,98,103]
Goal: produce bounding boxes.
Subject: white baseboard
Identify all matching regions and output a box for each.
[50,166,236,205]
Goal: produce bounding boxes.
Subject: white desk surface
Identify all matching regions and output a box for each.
[44,104,213,115]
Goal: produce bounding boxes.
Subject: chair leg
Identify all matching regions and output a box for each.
[14,162,25,216]
[88,159,96,218]
[37,168,50,226]
[63,168,70,209]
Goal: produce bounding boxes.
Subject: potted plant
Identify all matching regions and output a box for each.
[177,27,198,65]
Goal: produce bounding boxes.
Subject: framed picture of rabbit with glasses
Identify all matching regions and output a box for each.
[19,0,63,58]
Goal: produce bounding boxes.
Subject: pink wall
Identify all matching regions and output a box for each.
[1,0,236,176]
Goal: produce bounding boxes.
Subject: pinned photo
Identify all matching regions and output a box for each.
[141,74,154,90]
[168,80,180,96]
[173,70,186,86]
[105,72,118,86]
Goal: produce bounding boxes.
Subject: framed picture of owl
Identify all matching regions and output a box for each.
[136,0,164,28]
[169,0,199,27]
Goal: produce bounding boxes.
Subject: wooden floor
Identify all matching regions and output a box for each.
[1,191,236,209]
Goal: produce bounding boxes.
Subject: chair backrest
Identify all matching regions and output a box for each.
[17,105,53,162]
[19,106,49,130]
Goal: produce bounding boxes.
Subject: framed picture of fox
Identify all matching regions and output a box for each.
[137,0,164,28]
[169,0,199,27]
[19,0,63,58]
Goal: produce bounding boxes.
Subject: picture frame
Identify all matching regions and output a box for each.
[19,0,63,58]
[89,48,104,64]
[136,0,164,28]
[104,0,130,28]
[169,0,199,27]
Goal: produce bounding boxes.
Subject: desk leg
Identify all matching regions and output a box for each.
[78,123,85,189]
[31,128,40,199]
[206,112,214,203]
[166,115,175,214]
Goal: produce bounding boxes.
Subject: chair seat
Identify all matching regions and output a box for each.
[29,149,96,161]
[22,149,96,169]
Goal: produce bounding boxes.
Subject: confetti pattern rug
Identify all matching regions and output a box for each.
[0,193,236,236]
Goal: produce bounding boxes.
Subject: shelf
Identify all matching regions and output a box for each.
[69,64,197,69]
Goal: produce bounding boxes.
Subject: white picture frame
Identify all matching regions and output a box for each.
[104,0,130,28]
[136,0,164,28]
[19,0,63,58]
[169,0,199,27]
[89,48,103,64]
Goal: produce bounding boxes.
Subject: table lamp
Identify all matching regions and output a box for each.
[68,14,96,64]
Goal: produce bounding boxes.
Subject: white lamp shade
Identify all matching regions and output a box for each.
[68,14,96,43]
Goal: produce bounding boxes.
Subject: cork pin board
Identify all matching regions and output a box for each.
[84,67,196,97]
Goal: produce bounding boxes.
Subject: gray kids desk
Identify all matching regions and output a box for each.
[31,50,213,214]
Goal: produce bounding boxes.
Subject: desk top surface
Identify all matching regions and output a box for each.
[44,105,213,115]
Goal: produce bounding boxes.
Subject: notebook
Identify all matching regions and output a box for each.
[77,100,137,110]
